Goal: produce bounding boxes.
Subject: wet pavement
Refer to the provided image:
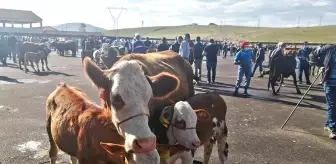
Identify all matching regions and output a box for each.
[0,52,335,164]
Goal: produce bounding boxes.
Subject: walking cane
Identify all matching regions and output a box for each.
[280,69,323,129]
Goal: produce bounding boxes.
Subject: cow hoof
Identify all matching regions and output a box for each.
[273,92,279,96]
[42,69,45,72]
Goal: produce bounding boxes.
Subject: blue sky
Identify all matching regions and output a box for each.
[2,0,335,29]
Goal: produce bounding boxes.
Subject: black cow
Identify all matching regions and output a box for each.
[51,40,77,57]
[266,48,301,95]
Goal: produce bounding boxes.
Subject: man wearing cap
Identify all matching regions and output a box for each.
[251,43,265,77]
[179,33,191,61]
[169,36,183,53]
[132,34,146,54]
[234,41,255,96]
[157,37,169,52]
[297,41,312,84]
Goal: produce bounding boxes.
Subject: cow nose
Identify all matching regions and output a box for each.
[192,140,201,148]
[132,137,157,153]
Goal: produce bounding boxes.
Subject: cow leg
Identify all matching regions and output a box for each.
[271,77,278,95]
[203,141,214,164]
[217,136,229,164]
[35,61,40,72]
[19,56,23,70]
[31,61,37,72]
[276,74,283,93]
[72,50,76,57]
[45,58,50,71]
[292,72,301,94]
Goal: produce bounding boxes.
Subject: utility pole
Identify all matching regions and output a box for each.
[297,16,300,28]
[220,21,223,33]
[257,18,260,28]
[106,7,127,38]
[142,20,144,27]
[319,16,323,26]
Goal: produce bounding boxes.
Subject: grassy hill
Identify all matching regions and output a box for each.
[103,25,336,43]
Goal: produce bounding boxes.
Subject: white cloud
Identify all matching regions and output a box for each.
[1,0,335,29]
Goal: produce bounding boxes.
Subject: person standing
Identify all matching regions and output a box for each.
[144,37,151,52]
[189,40,195,65]
[233,41,255,96]
[251,43,265,77]
[317,44,336,139]
[157,37,169,52]
[202,39,218,84]
[297,41,312,84]
[179,33,190,61]
[169,36,183,53]
[222,42,228,58]
[132,34,146,54]
[7,35,17,63]
[193,36,204,80]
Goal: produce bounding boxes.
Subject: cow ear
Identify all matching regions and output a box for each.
[194,109,211,122]
[83,57,111,89]
[146,72,180,100]
[100,142,126,157]
[160,106,174,128]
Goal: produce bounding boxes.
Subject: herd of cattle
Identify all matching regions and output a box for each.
[46,50,228,164]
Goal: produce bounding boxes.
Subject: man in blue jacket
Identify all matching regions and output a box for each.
[132,34,146,54]
[297,41,312,84]
[234,41,255,96]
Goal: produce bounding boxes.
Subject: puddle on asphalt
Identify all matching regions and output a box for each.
[0,79,51,85]
[0,105,18,113]
[15,141,42,153]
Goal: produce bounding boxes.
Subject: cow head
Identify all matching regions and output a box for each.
[100,143,160,164]
[83,57,179,154]
[160,102,211,150]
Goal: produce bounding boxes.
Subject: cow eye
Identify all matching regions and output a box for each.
[175,119,186,129]
[111,94,125,110]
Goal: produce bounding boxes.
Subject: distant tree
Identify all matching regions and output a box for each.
[191,23,198,26]
[79,23,87,32]
[209,23,217,25]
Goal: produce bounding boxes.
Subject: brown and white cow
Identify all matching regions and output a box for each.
[83,50,196,154]
[46,82,160,164]
[162,92,228,164]
[190,92,228,164]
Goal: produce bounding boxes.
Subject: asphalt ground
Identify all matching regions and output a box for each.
[0,52,335,164]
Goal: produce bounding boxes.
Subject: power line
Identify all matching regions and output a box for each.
[106,7,127,37]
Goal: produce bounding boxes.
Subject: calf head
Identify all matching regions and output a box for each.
[83,57,180,154]
[160,102,211,150]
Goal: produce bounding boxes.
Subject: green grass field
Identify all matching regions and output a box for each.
[103,25,336,43]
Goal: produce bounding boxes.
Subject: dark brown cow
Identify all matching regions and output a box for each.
[17,42,50,71]
[46,82,160,164]
[83,50,197,155]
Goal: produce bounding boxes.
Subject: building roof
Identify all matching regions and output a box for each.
[0,8,42,24]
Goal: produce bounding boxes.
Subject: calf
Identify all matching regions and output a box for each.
[184,92,228,164]
[24,51,45,73]
[46,82,160,164]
